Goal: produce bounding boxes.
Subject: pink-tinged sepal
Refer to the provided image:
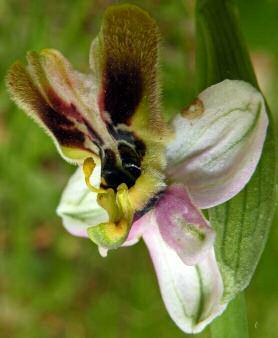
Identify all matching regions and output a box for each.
[166,80,268,208]
[142,214,226,334]
[155,184,215,265]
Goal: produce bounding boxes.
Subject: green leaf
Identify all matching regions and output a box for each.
[195,0,276,301]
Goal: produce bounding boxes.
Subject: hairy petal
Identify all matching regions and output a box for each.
[91,4,165,132]
[155,184,215,265]
[6,51,102,163]
[56,166,108,237]
[90,4,170,212]
[143,214,226,334]
[166,80,268,208]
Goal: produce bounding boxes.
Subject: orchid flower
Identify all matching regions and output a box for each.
[6,4,268,334]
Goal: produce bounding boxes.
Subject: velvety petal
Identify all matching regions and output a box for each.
[56,166,108,237]
[142,214,226,334]
[155,184,215,265]
[90,4,166,132]
[6,51,102,163]
[166,80,268,209]
[89,4,170,214]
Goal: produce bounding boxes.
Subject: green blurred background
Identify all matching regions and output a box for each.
[0,0,277,337]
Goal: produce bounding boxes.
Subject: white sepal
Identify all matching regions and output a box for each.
[142,212,226,334]
[56,166,108,237]
[166,80,268,208]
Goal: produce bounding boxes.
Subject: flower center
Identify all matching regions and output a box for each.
[100,143,143,190]
[82,156,134,248]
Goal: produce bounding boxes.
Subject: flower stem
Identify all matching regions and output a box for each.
[210,293,249,338]
[195,0,257,90]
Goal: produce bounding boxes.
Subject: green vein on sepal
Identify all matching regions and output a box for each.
[206,102,261,169]
[195,266,205,324]
[195,0,276,302]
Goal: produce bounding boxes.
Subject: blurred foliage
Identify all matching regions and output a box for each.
[0,0,277,337]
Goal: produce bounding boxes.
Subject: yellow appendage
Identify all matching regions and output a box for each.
[83,158,133,249]
[83,157,107,194]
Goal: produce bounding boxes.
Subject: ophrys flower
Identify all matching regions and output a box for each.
[6,4,268,334]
